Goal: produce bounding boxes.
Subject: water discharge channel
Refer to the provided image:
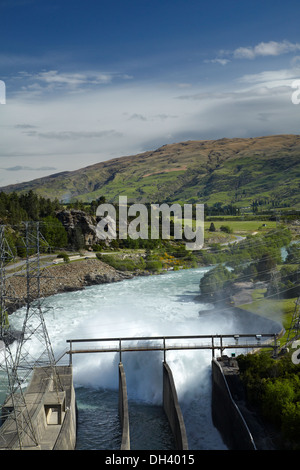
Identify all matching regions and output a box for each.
[8,267,282,450]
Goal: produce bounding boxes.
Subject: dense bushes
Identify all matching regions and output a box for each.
[39,215,68,249]
[199,264,235,299]
[95,253,166,273]
[199,227,295,300]
[96,253,147,272]
[0,190,60,224]
[0,191,69,254]
[2,216,68,257]
[267,264,300,299]
[237,352,300,449]
[198,227,292,269]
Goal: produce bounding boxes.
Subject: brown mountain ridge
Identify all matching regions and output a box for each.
[1,134,300,209]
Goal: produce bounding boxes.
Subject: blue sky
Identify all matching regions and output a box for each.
[1,0,300,186]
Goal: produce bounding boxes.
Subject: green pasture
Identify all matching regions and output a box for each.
[204,219,277,234]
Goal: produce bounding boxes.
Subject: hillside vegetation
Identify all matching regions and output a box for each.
[238,351,300,449]
[1,134,300,209]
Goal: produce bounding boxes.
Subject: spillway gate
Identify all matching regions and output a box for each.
[59,333,278,450]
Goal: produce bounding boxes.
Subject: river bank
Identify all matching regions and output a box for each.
[5,257,271,314]
[6,256,285,334]
[5,258,137,314]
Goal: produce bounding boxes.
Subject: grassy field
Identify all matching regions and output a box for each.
[177,216,277,234]
[204,219,277,234]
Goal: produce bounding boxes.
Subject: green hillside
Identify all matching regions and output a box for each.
[1,134,300,209]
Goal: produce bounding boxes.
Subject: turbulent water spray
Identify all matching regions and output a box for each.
[8,267,280,449]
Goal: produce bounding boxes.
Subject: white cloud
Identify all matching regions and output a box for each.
[208,40,300,65]
[12,70,133,97]
[292,56,300,65]
[238,68,300,90]
[24,129,122,140]
[233,40,300,59]
[204,58,230,66]
[4,165,56,172]
[177,84,291,102]
[34,70,114,86]
[1,64,300,187]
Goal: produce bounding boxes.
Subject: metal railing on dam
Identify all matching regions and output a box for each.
[64,333,279,364]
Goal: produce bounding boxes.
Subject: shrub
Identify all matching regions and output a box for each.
[220,225,232,234]
[57,252,70,263]
[237,351,300,448]
[199,264,235,298]
[96,253,145,271]
[146,260,163,272]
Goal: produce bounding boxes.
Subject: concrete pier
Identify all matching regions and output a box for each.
[0,366,76,450]
[118,362,130,450]
[163,362,188,450]
[211,357,256,450]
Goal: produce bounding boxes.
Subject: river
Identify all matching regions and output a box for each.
[7,266,281,450]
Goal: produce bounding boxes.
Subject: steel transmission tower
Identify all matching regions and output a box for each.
[0,222,62,448]
[13,222,59,378]
[0,224,38,448]
[0,225,15,342]
[285,296,300,348]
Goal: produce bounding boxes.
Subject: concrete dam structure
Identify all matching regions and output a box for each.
[0,223,285,450]
[64,332,280,450]
[0,331,280,450]
[118,360,188,450]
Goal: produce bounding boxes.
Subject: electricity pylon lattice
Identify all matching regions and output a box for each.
[0,224,38,448]
[0,225,15,343]
[285,296,300,348]
[0,222,62,448]
[14,222,62,385]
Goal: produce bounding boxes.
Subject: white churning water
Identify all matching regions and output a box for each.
[9,267,281,449]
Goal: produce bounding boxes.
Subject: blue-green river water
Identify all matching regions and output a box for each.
[7,267,281,449]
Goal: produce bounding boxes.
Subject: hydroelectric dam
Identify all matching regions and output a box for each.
[0,329,281,450]
[58,331,280,450]
[0,223,284,450]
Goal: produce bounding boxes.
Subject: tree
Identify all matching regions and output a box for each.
[40,216,68,249]
[282,401,300,447]
[19,190,40,220]
[262,379,295,426]
[208,222,216,232]
[285,244,300,264]
[256,252,277,281]
[200,264,235,298]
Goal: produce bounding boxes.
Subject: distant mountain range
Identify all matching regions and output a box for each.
[1,134,300,209]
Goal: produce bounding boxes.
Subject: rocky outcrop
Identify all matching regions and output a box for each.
[230,281,268,306]
[84,270,133,286]
[56,209,99,247]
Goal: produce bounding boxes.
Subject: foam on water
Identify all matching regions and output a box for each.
[8,267,278,449]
